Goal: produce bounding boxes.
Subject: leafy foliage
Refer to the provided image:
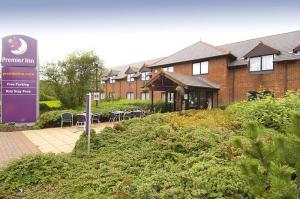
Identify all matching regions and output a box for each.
[35,99,164,128]
[1,96,299,198]
[43,51,104,108]
[226,92,300,131]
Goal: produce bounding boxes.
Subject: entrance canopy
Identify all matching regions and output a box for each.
[144,71,220,91]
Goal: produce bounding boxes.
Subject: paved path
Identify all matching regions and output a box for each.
[0,131,40,167]
[0,122,114,167]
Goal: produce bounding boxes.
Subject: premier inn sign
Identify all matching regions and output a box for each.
[1,35,39,123]
[1,35,37,67]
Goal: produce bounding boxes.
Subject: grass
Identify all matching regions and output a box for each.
[39,100,61,108]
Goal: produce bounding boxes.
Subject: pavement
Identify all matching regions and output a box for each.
[0,122,114,167]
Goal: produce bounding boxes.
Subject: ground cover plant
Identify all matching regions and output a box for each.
[1,94,299,198]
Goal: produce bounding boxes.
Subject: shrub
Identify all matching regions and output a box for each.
[226,93,300,131]
[34,110,78,129]
[0,154,80,197]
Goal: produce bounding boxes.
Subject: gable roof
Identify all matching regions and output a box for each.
[144,71,219,89]
[244,42,280,58]
[150,41,233,67]
[219,30,300,67]
[105,57,164,80]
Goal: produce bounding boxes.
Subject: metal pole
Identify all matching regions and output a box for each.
[95,63,99,107]
[86,93,91,154]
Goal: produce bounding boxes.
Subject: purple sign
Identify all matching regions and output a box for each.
[1,35,37,67]
[1,35,38,123]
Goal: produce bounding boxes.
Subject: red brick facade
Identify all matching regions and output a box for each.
[104,58,300,106]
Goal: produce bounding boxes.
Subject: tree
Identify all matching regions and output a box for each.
[43,51,104,108]
[234,113,300,199]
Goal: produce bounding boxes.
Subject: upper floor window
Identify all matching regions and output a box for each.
[193,61,208,75]
[127,74,134,82]
[127,92,134,100]
[100,80,106,84]
[249,55,273,72]
[109,76,116,84]
[163,66,174,72]
[141,72,151,81]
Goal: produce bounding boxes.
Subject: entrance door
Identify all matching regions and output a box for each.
[165,92,176,112]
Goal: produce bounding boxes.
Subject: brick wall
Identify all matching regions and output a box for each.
[104,59,300,105]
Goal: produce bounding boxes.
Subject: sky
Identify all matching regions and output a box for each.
[0,0,300,67]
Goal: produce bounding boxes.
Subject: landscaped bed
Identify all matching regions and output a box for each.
[0,94,299,198]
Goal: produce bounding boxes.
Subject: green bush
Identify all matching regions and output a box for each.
[0,154,80,196]
[35,99,164,128]
[226,93,300,131]
[34,110,78,129]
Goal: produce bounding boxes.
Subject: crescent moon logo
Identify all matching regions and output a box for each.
[9,38,28,55]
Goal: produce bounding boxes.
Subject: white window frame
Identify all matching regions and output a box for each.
[163,66,174,72]
[127,92,134,100]
[192,61,209,75]
[109,76,116,84]
[100,93,105,99]
[109,92,115,99]
[249,55,274,72]
[141,72,151,81]
[127,74,135,82]
[141,92,149,100]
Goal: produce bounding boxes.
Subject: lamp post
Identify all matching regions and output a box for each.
[95,63,99,107]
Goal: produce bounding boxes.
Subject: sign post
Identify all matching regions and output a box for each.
[85,93,92,154]
[1,35,38,124]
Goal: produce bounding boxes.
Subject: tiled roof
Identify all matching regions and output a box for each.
[244,42,280,58]
[145,71,219,89]
[105,57,164,80]
[149,30,300,68]
[150,41,232,67]
[219,30,300,67]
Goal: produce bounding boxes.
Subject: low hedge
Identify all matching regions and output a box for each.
[35,99,164,129]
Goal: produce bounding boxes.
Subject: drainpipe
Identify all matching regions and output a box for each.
[284,61,288,95]
[232,69,235,102]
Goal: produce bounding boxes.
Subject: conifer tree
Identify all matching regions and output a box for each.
[234,112,300,199]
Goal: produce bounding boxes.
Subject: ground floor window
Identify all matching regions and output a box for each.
[141,92,149,100]
[109,92,115,99]
[127,92,134,100]
[188,91,199,109]
[100,93,105,99]
[247,90,274,100]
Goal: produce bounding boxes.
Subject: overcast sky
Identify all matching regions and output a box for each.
[0,0,299,67]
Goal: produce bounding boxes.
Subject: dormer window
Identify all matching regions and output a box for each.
[109,76,116,84]
[127,74,134,82]
[293,44,300,54]
[249,55,274,72]
[163,66,174,72]
[141,71,151,81]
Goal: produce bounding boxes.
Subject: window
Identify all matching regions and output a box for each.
[100,93,105,99]
[127,74,134,82]
[109,92,115,99]
[192,61,209,75]
[141,92,149,100]
[127,92,134,100]
[163,66,174,72]
[248,91,274,101]
[249,55,274,72]
[109,76,116,84]
[141,72,151,81]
